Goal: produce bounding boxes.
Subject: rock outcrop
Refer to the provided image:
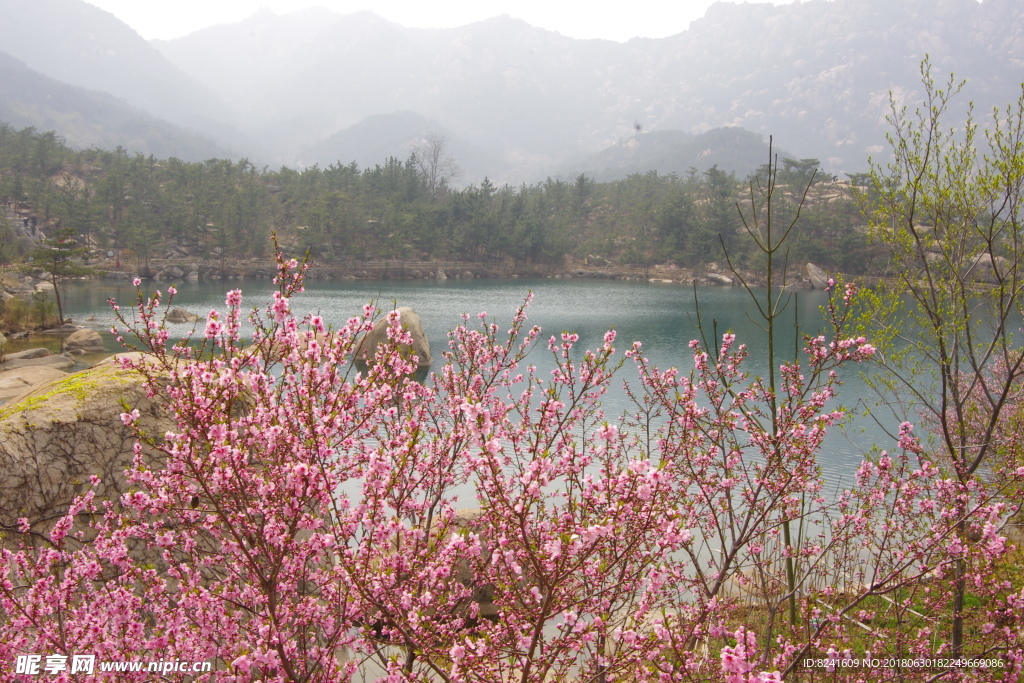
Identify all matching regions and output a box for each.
[0,354,76,372]
[0,357,173,548]
[1,347,53,362]
[0,366,69,402]
[355,307,432,368]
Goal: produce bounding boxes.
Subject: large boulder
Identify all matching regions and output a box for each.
[706,273,734,286]
[806,262,830,290]
[11,283,35,298]
[62,329,105,353]
[156,265,185,281]
[165,306,200,324]
[356,307,432,368]
[0,357,173,549]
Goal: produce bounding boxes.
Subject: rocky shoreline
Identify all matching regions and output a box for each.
[91,255,865,290]
[0,329,107,401]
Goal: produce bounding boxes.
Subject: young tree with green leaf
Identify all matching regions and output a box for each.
[858,58,1024,658]
[28,225,91,324]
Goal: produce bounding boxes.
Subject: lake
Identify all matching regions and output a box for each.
[55,276,893,486]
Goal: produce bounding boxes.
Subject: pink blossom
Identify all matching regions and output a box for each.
[1,247,1017,683]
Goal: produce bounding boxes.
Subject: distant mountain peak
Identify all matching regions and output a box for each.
[2,0,1021,183]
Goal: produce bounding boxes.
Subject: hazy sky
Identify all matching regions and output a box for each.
[84,0,796,42]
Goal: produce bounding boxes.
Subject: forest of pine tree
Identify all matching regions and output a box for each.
[0,124,879,275]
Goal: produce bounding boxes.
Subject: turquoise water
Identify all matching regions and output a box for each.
[59,277,893,485]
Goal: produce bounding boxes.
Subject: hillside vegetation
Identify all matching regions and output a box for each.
[0,124,876,277]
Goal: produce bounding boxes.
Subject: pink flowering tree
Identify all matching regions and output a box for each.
[1,251,1024,680]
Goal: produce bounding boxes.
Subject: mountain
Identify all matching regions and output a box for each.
[558,128,790,182]
[634,0,1024,167]
[0,52,234,161]
[152,0,1023,179]
[0,0,249,153]
[156,11,628,176]
[151,6,346,111]
[295,111,498,183]
[1,0,1021,182]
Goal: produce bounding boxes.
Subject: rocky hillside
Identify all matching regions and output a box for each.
[153,0,1024,177]
[0,0,1020,181]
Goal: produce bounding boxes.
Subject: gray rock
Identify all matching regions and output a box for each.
[436,269,447,280]
[161,266,185,280]
[0,355,76,371]
[0,366,69,402]
[450,509,496,617]
[0,358,173,549]
[2,347,53,362]
[39,324,82,336]
[356,307,432,368]
[63,329,105,353]
[707,273,734,286]
[166,307,200,324]
[806,263,830,290]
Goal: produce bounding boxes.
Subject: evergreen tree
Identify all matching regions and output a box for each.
[28,225,90,323]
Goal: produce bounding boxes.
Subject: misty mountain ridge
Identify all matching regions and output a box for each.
[0,0,253,154]
[0,51,235,161]
[1,0,1021,183]
[559,128,793,183]
[149,0,1024,178]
